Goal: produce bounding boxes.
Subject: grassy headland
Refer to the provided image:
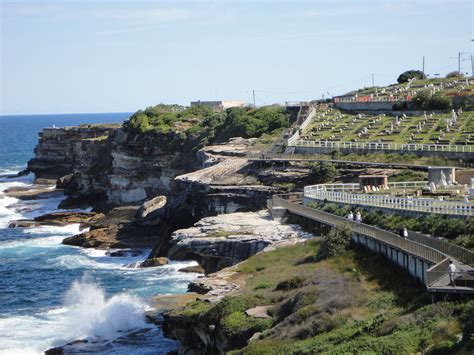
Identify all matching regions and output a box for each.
[167,240,474,354]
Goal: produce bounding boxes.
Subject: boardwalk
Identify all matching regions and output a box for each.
[271,193,474,294]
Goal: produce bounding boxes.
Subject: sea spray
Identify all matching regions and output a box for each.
[64,277,149,340]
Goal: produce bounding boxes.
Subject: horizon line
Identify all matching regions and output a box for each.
[0,111,135,117]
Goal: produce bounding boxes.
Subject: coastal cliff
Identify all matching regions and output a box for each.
[27,124,119,179]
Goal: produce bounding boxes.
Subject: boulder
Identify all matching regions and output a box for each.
[136,195,167,219]
[178,265,205,274]
[56,173,74,188]
[140,257,169,268]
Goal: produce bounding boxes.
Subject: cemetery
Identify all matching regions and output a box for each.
[336,77,474,105]
[300,106,473,146]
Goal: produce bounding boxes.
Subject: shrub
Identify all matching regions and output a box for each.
[318,225,352,259]
[446,71,464,78]
[397,70,426,84]
[411,91,452,110]
[310,162,336,184]
[275,277,305,291]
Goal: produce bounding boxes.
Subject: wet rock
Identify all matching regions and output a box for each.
[178,265,205,274]
[106,249,143,257]
[56,173,74,189]
[140,257,169,268]
[8,211,103,228]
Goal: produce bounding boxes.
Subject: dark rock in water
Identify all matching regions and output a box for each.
[8,220,37,228]
[140,257,169,268]
[44,347,64,355]
[106,249,143,257]
[56,173,74,189]
[18,169,30,176]
[9,212,103,228]
[34,211,104,225]
[62,228,119,249]
[178,265,205,274]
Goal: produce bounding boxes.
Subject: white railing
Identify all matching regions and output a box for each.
[291,140,474,154]
[287,106,317,146]
[304,182,474,216]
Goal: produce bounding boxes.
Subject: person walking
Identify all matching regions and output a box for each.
[448,260,457,286]
[355,211,362,223]
[347,211,354,221]
[403,228,408,239]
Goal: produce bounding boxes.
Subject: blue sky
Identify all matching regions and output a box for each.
[1,0,472,115]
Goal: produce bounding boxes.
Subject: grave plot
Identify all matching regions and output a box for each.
[302,107,474,146]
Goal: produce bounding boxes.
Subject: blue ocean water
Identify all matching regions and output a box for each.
[0,113,199,354]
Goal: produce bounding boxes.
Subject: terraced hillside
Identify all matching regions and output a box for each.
[302,108,474,146]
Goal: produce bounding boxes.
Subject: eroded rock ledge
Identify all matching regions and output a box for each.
[165,210,313,274]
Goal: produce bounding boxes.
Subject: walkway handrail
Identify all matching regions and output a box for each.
[287,106,317,146]
[290,139,474,154]
[426,258,451,287]
[272,194,447,264]
[408,231,474,266]
[304,182,474,216]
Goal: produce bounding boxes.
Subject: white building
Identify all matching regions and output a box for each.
[190,100,247,111]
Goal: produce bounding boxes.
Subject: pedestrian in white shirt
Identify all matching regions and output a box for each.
[448,260,456,286]
[403,228,408,239]
[355,211,362,223]
[347,211,354,221]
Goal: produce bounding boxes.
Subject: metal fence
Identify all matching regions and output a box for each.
[272,194,446,264]
[408,231,474,266]
[304,182,474,216]
[290,139,474,154]
[426,258,451,287]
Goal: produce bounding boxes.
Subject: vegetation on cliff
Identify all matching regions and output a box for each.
[123,104,290,153]
[165,240,474,354]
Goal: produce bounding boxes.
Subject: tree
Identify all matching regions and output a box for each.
[446,71,464,78]
[310,162,336,184]
[397,70,426,84]
[318,225,352,258]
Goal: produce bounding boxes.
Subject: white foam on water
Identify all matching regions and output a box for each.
[0,224,84,250]
[0,280,150,354]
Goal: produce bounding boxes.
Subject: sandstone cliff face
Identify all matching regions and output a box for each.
[88,129,189,205]
[27,125,118,179]
[28,124,281,221]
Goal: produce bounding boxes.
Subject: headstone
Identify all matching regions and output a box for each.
[428,167,456,188]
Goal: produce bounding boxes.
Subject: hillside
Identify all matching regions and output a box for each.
[163,240,474,354]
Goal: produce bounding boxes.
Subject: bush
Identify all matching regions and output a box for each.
[411,91,452,110]
[310,162,336,184]
[318,225,352,259]
[446,71,464,78]
[275,277,305,291]
[397,70,426,84]
[428,94,452,110]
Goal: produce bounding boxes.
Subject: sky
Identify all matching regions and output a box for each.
[0,0,472,115]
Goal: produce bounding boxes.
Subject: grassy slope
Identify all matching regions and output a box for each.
[171,241,474,354]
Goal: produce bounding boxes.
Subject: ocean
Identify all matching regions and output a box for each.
[0,113,198,354]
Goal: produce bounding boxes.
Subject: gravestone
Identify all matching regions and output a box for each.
[428,167,456,188]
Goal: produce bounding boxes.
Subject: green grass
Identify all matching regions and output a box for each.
[170,238,474,354]
[302,107,474,147]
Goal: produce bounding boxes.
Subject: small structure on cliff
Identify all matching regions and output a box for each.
[190,100,247,111]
